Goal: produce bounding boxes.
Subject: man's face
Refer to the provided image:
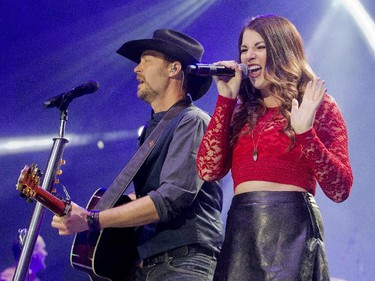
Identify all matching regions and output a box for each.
[134,50,170,104]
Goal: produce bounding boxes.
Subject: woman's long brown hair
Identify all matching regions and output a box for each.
[231,15,315,147]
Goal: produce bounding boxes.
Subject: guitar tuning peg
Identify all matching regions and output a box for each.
[30,163,43,178]
[60,159,66,165]
[57,169,63,175]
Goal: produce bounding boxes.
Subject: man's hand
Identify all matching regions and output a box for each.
[51,202,89,235]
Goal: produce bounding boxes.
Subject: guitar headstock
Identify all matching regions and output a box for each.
[16,164,43,202]
[16,163,71,216]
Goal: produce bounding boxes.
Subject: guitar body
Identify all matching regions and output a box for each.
[70,189,139,281]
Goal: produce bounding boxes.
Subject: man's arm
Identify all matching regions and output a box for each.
[51,195,159,235]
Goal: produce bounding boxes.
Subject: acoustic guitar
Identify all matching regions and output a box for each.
[16,164,138,281]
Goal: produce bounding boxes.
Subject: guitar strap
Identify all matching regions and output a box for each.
[94,99,191,211]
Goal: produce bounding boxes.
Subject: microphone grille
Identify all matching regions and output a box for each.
[238,63,249,78]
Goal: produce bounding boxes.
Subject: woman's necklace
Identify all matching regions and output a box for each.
[250,124,266,161]
[250,111,277,161]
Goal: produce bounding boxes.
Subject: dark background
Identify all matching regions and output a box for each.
[1,1,374,280]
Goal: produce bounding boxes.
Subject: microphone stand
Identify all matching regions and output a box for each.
[13,106,70,281]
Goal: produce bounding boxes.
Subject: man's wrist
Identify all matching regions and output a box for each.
[86,210,100,232]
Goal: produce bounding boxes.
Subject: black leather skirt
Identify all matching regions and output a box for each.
[214,191,330,281]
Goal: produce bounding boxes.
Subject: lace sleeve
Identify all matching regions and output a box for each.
[296,94,353,203]
[197,95,237,181]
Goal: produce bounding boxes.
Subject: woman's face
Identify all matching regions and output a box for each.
[240,29,270,94]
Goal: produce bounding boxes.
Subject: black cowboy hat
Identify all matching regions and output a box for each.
[116,29,212,101]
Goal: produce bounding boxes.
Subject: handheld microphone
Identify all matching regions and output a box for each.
[44,81,99,109]
[186,63,249,79]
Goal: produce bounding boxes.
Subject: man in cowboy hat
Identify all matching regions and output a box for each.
[52,29,223,281]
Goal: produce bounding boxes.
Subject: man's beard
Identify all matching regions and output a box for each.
[138,81,159,104]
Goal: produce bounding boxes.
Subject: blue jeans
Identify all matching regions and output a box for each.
[131,252,217,281]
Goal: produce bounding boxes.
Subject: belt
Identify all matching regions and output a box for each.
[143,244,216,266]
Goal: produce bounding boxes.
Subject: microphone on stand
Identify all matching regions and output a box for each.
[43,81,99,109]
[186,63,249,79]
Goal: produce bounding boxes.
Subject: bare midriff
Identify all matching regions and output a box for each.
[234,180,307,195]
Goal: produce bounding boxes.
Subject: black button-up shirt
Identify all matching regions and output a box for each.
[133,98,224,259]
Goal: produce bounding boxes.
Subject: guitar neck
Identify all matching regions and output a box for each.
[33,188,69,216]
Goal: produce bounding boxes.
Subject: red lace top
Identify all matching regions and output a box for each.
[197,94,353,203]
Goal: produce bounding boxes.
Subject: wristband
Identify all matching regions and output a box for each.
[86,210,100,232]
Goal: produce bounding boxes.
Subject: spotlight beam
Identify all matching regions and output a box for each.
[0,130,138,155]
[339,0,375,57]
